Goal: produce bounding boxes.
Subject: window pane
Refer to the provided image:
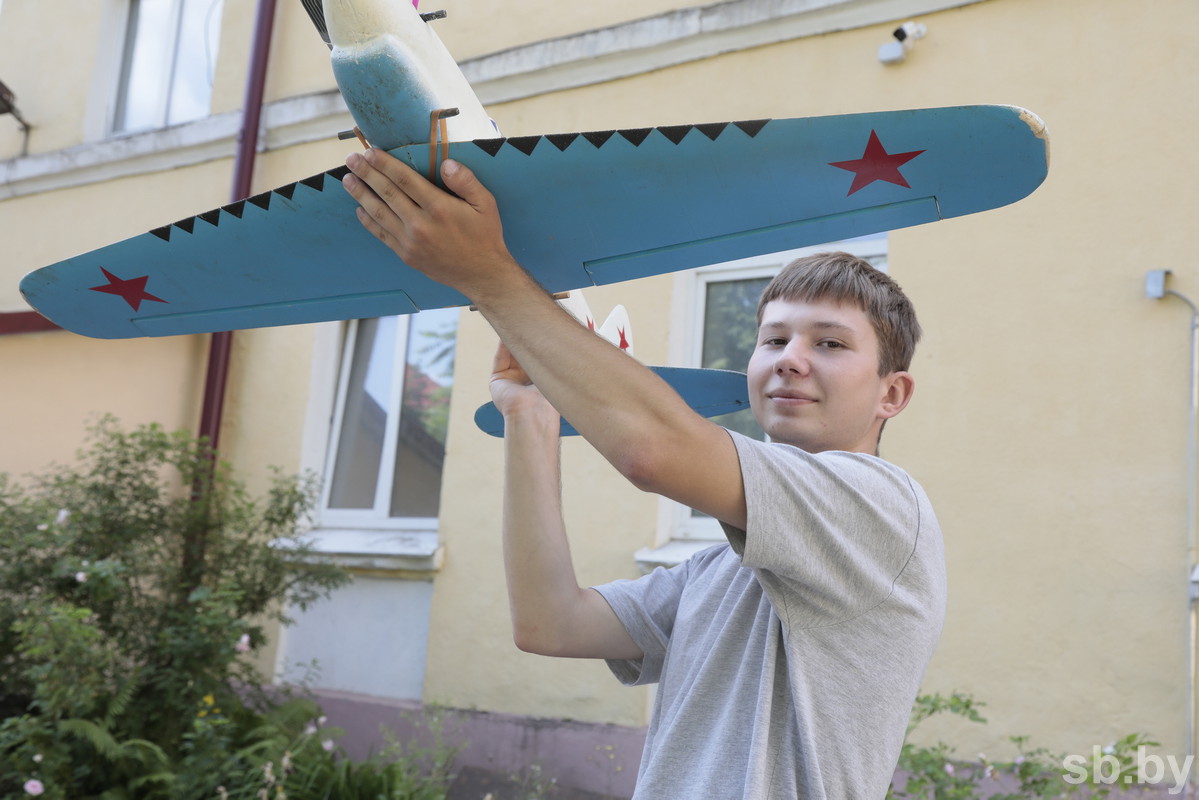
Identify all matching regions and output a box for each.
[114,0,223,133]
[114,0,175,132]
[167,0,223,125]
[390,309,459,518]
[328,317,398,510]
[702,277,769,441]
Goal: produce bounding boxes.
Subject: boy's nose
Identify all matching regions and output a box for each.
[775,342,812,375]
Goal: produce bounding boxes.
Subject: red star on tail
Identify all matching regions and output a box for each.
[829,130,925,196]
[88,267,168,312]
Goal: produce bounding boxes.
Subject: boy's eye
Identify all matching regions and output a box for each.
[818,339,846,349]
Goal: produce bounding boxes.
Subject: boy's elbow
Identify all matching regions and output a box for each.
[512,624,564,657]
[512,630,542,655]
[613,443,671,495]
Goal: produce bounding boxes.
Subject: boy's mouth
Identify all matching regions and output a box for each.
[767,390,817,403]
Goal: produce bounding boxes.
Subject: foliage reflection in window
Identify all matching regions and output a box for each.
[701,276,771,441]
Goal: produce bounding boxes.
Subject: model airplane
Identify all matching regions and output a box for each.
[17,0,1047,432]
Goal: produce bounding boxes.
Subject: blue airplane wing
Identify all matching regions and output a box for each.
[19,105,1048,339]
[474,367,750,437]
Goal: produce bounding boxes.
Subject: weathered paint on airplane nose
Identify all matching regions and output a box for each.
[324,0,493,150]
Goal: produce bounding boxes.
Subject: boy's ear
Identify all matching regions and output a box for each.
[878,371,915,420]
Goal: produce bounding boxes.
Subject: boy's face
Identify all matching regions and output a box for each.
[747,298,913,454]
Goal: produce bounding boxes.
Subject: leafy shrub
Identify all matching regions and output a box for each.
[0,418,351,798]
[890,691,1158,798]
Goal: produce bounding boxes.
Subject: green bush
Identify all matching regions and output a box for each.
[890,691,1158,799]
[0,418,354,798]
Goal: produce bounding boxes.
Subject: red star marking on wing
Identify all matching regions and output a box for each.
[586,316,596,331]
[616,326,630,351]
[829,130,925,196]
[88,267,168,312]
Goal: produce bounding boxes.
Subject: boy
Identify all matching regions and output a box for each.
[342,149,946,798]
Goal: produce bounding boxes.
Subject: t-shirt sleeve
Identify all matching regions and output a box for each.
[591,558,694,686]
[719,431,925,628]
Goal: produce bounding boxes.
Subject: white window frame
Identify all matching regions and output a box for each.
[294,315,458,574]
[641,235,888,571]
[319,317,441,536]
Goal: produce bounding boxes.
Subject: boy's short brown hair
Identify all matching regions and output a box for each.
[756,252,922,376]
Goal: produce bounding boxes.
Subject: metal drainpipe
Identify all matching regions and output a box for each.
[1147,270,1199,786]
[197,0,278,449]
[1177,294,1199,785]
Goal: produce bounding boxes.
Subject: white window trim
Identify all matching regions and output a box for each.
[83,0,131,143]
[318,317,443,535]
[638,235,887,572]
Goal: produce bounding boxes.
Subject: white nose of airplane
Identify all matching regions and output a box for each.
[323,0,417,48]
[322,0,495,150]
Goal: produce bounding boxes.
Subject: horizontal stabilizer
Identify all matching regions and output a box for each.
[474,367,750,437]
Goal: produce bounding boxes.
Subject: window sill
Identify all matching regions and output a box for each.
[275,528,443,576]
[634,539,723,573]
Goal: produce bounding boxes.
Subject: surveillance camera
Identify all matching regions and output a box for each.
[893,21,927,42]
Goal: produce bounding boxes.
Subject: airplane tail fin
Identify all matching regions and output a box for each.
[556,292,634,356]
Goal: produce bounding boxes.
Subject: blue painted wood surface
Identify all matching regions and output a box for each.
[474,367,750,437]
[19,105,1048,339]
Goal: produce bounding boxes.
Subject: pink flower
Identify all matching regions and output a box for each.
[322,739,334,752]
[75,572,88,583]
[235,634,251,653]
[944,763,955,775]
[24,779,45,796]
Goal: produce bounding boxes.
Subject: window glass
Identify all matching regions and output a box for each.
[114,0,223,133]
[390,308,458,518]
[701,277,770,441]
[327,317,397,510]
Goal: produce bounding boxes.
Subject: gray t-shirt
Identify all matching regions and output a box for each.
[593,431,946,799]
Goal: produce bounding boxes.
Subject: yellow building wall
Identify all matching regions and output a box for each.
[0,0,106,154]
[0,154,235,473]
[0,330,206,475]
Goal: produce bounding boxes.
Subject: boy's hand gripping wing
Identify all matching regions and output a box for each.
[19,104,1048,339]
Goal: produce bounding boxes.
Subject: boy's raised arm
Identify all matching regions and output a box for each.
[491,343,643,659]
[341,148,748,531]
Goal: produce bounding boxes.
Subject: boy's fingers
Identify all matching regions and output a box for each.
[363,148,441,211]
[492,341,532,384]
[344,150,421,220]
[492,341,513,373]
[341,170,403,236]
[441,160,495,214]
[353,206,395,249]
